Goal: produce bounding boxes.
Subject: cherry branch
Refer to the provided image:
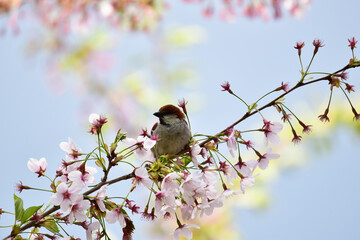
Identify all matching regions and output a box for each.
[199,63,360,148]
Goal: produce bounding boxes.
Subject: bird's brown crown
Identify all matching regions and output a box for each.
[158,104,186,120]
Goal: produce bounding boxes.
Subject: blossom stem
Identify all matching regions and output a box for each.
[254,90,277,107]
[299,53,304,73]
[339,85,356,109]
[216,150,243,178]
[231,92,250,109]
[300,53,316,83]
[279,103,301,122]
[210,151,226,186]
[56,220,69,237]
[184,112,192,136]
[27,187,53,193]
[327,89,334,109]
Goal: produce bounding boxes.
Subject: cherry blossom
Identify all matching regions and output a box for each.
[133,167,152,188]
[95,185,108,212]
[89,113,107,134]
[68,198,91,224]
[180,172,207,205]
[155,190,180,215]
[219,161,238,185]
[161,172,182,192]
[68,164,98,190]
[225,128,237,157]
[190,143,201,167]
[240,175,256,194]
[178,98,188,115]
[57,161,81,183]
[106,206,126,228]
[234,160,257,177]
[257,148,280,170]
[262,119,283,144]
[85,221,101,240]
[59,137,82,161]
[27,157,47,177]
[173,224,200,240]
[125,135,156,159]
[50,182,82,212]
[180,204,197,222]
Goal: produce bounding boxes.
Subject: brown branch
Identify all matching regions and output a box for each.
[199,63,360,147]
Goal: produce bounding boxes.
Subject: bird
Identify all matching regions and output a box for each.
[151,104,191,156]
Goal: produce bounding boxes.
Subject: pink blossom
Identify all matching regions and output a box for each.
[198,197,223,217]
[262,120,283,144]
[178,98,188,115]
[161,172,181,192]
[225,129,237,157]
[219,161,238,185]
[50,182,82,212]
[133,167,152,188]
[154,190,179,215]
[68,199,90,224]
[257,148,280,170]
[59,137,82,161]
[220,7,236,22]
[174,224,200,240]
[202,5,214,18]
[89,113,107,134]
[201,165,218,185]
[68,165,98,190]
[85,221,101,240]
[180,172,206,205]
[180,204,197,221]
[27,157,47,177]
[240,175,256,193]
[284,0,311,18]
[234,160,257,177]
[95,185,108,212]
[106,206,126,228]
[58,161,80,183]
[190,143,201,167]
[125,136,156,160]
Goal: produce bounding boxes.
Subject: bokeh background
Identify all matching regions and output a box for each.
[1,0,360,239]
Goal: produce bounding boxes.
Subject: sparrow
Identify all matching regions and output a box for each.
[151,104,191,156]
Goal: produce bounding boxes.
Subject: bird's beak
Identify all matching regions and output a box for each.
[153,111,163,118]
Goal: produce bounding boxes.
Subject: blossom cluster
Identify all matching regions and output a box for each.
[18,106,284,240]
[0,0,312,35]
[0,0,166,35]
[183,0,311,22]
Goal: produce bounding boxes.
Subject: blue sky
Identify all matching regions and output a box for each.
[1,0,360,239]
